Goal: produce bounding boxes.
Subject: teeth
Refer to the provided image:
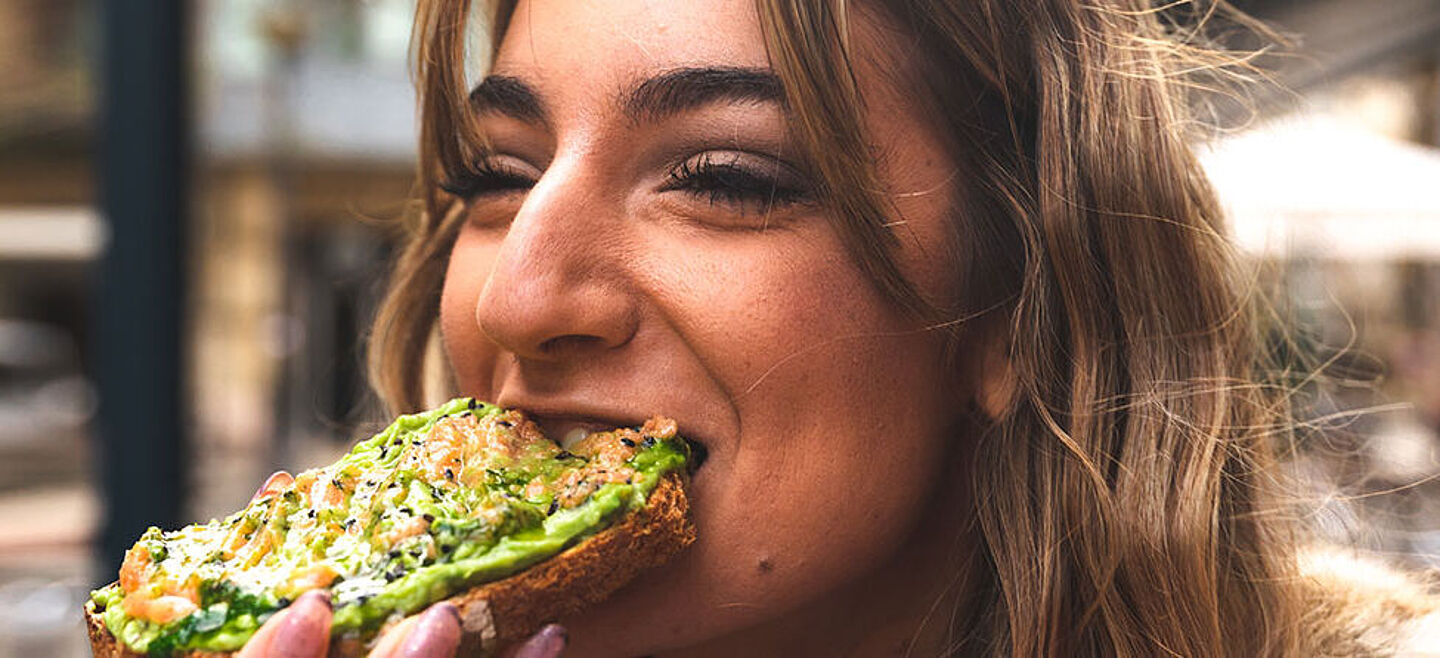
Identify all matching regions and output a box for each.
[560,428,591,450]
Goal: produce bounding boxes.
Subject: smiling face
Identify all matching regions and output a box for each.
[437,0,972,653]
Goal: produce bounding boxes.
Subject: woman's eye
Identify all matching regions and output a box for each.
[659,151,812,216]
[441,155,540,198]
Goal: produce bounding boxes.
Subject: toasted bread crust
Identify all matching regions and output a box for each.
[87,474,693,657]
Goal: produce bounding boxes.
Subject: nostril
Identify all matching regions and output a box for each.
[538,334,607,355]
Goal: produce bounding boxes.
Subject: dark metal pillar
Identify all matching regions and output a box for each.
[95,0,190,577]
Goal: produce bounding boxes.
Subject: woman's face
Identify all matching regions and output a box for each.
[439,0,969,652]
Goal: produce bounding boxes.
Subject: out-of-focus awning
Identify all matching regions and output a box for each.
[1199,116,1440,260]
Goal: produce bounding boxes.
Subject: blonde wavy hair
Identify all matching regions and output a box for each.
[370,1,1311,655]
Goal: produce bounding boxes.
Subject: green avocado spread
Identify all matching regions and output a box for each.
[88,398,690,655]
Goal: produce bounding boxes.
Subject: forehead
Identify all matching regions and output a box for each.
[494,0,773,89]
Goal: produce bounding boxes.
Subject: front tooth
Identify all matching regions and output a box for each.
[561,428,591,450]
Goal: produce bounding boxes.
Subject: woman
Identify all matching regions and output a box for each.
[237,0,1438,656]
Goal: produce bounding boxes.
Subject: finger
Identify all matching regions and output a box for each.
[397,602,462,658]
[239,590,332,658]
[365,614,421,658]
[511,624,567,658]
[252,471,295,502]
[235,608,289,658]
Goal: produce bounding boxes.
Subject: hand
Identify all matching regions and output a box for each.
[235,590,462,658]
[234,472,569,658]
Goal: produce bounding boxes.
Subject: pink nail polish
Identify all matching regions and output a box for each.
[513,624,567,658]
[271,591,331,658]
[253,471,294,501]
[399,603,462,657]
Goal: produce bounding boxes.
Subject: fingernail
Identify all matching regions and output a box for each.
[399,603,462,658]
[271,590,332,658]
[513,624,567,658]
[296,589,332,610]
[253,471,294,501]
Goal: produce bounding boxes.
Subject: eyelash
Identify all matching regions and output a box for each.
[440,152,811,214]
[659,152,810,213]
[440,159,534,198]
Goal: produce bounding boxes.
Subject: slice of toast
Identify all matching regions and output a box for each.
[86,473,693,657]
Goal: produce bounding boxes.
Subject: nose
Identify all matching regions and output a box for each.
[473,161,638,361]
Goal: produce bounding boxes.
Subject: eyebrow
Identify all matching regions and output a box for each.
[468,67,784,126]
[624,66,785,123]
[469,75,549,124]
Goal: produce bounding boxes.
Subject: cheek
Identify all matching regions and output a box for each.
[635,227,956,622]
[439,229,500,395]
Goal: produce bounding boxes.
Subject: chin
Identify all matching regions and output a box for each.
[557,551,717,656]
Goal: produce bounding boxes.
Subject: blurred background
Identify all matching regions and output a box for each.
[0,1,1437,655]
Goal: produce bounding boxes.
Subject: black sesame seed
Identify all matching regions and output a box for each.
[642,436,657,448]
[547,500,559,515]
[497,420,513,428]
[422,513,435,523]
[467,398,478,410]
[555,450,575,460]
[277,597,292,607]
[441,544,454,553]
[620,438,636,448]
[307,509,316,518]
[400,507,413,515]
[444,468,455,480]
[388,550,400,559]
